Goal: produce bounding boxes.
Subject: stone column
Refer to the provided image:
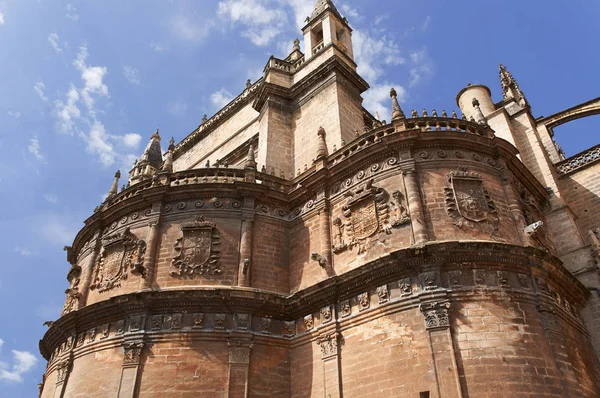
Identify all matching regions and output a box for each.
[316,331,342,398]
[419,301,463,398]
[403,168,429,245]
[238,216,254,287]
[141,219,160,290]
[227,339,253,398]
[79,230,103,306]
[497,160,528,245]
[117,340,144,398]
[319,204,333,273]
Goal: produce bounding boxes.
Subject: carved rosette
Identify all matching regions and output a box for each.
[90,228,147,293]
[170,216,222,277]
[420,301,451,329]
[444,167,499,234]
[316,332,340,359]
[123,341,144,365]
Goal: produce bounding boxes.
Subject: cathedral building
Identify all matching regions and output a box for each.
[39,1,600,397]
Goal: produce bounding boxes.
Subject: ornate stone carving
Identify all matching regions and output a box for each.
[303,314,314,330]
[214,314,226,330]
[55,359,71,383]
[399,278,412,296]
[87,328,96,343]
[358,292,370,311]
[332,217,347,254]
[316,332,339,359]
[340,300,351,317]
[420,271,438,291]
[535,277,550,294]
[129,315,144,332]
[100,324,110,339]
[376,285,389,304]
[90,228,147,292]
[474,269,486,285]
[76,333,85,347]
[283,321,295,337]
[497,271,510,288]
[311,252,327,268]
[193,313,205,329]
[444,167,499,233]
[169,313,182,329]
[390,190,410,227]
[261,317,272,334]
[62,277,81,316]
[123,341,144,365]
[516,273,530,289]
[235,314,249,330]
[116,320,126,335]
[170,216,222,277]
[448,270,462,287]
[420,301,451,329]
[321,306,333,323]
[151,315,162,331]
[228,340,253,364]
[335,179,391,254]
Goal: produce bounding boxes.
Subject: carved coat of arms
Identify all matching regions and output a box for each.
[445,167,499,232]
[170,216,222,276]
[90,228,146,293]
[333,179,391,254]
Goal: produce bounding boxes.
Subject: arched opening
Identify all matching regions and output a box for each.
[552,114,600,157]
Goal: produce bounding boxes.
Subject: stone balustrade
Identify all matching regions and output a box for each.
[555,143,600,176]
[312,41,325,55]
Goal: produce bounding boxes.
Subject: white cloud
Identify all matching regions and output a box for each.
[363,83,407,123]
[65,3,79,21]
[34,82,48,102]
[0,338,3,350]
[14,247,32,256]
[287,0,314,30]
[421,15,431,32]
[48,33,62,53]
[166,100,188,117]
[353,30,404,82]
[123,66,140,85]
[7,110,21,119]
[73,45,109,112]
[0,10,5,25]
[218,0,288,46]
[340,2,361,21]
[409,48,434,87]
[39,215,77,245]
[44,194,58,204]
[169,15,213,42]
[210,88,234,109]
[0,342,38,383]
[85,120,115,166]
[54,85,81,133]
[28,136,45,162]
[150,43,167,52]
[121,133,142,148]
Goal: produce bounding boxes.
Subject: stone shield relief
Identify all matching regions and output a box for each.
[170,216,222,277]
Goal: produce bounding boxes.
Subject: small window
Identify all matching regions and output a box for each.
[419,392,430,398]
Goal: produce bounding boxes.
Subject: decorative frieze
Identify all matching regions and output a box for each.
[376,285,389,304]
[316,332,340,359]
[340,300,351,317]
[303,315,314,330]
[261,317,272,334]
[283,321,295,337]
[399,278,412,296]
[193,313,205,329]
[420,271,439,291]
[235,314,250,330]
[321,306,333,323]
[358,292,370,311]
[123,341,144,365]
[214,314,227,330]
[129,315,145,332]
[448,270,462,288]
[170,216,222,277]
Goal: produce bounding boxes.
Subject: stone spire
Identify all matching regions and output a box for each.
[293,38,301,52]
[499,64,528,107]
[472,98,487,125]
[161,137,175,173]
[129,129,165,184]
[390,88,405,121]
[245,144,257,170]
[310,0,343,22]
[107,170,121,199]
[315,127,329,160]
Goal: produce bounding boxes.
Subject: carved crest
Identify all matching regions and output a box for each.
[445,168,498,232]
[335,180,391,254]
[170,216,222,276]
[90,228,146,292]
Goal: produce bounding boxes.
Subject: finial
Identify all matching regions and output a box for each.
[107,170,121,199]
[280,170,285,178]
[168,137,175,151]
[162,137,176,173]
[293,38,301,52]
[451,110,457,119]
[390,88,405,121]
[469,116,475,122]
[411,109,418,118]
[297,168,301,176]
[202,114,208,123]
[304,164,308,172]
[246,79,252,89]
[315,126,329,160]
[441,110,448,118]
[205,159,210,168]
[245,144,257,170]
[431,109,438,117]
[355,129,360,138]
[422,109,428,117]
[375,111,380,121]
[472,98,487,125]
[333,144,337,152]
[363,124,369,133]
[261,165,266,173]
[461,113,467,120]
[151,128,161,141]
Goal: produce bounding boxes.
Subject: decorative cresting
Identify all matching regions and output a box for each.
[555,143,600,176]
[170,216,222,276]
[333,179,408,254]
[445,167,499,232]
[90,228,146,293]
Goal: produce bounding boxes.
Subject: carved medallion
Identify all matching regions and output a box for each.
[340,300,351,317]
[192,313,205,329]
[321,306,333,323]
[376,285,389,304]
[445,167,498,232]
[303,315,314,330]
[170,216,222,276]
[90,228,146,293]
[358,292,370,311]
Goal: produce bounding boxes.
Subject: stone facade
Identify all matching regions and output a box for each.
[40,1,600,397]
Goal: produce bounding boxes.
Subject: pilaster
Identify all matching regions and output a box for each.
[316,329,342,398]
[403,167,429,245]
[227,338,254,398]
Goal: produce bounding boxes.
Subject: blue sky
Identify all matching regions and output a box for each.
[0,0,598,395]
